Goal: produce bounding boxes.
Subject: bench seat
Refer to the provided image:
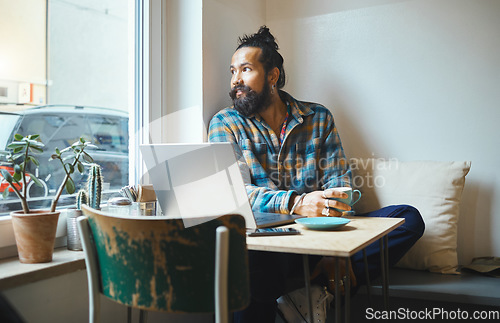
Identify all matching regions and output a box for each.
[366,268,500,307]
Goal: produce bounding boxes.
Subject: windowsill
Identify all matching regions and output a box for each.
[0,247,85,290]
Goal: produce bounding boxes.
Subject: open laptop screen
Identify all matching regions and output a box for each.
[139,143,257,228]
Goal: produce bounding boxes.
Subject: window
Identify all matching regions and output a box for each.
[0,0,132,216]
[0,0,140,257]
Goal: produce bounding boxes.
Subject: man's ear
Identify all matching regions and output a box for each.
[268,67,280,86]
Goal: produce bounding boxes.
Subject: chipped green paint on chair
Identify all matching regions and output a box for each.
[78,205,250,323]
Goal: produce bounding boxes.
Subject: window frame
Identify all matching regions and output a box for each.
[132,0,166,186]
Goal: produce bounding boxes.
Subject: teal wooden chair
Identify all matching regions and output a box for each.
[77,205,250,323]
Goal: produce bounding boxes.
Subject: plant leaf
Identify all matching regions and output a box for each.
[0,169,13,183]
[27,172,43,187]
[7,142,26,149]
[60,147,71,153]
[14,134,24,141]
[26,139,39,146]
[82,151,94,163]
[65,178,75,194]
[28,134,40,140]
[12,172,22,182]
[84,143,98,150]
[77,161,84,173]
[2,189,8,199]
[28,156,40,166]
[30,141,45,149]
[14,164,21,174]
[11,153,25,161]
[66,163,75,174]
[29,146,43,153]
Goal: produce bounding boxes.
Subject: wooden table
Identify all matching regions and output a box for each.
[246,216,405,323]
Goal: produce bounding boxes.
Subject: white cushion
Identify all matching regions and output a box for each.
[351,159,471,274]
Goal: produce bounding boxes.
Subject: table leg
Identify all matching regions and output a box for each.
[344,257,350,323]
[385,235,389,289]
[362,249,372,306]
[302,254,313,323]
[379,237,389,311]
[384,235,389,307]
[335,257,341,323]
[139,309,147,323]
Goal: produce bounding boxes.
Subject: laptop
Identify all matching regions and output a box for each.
[139,142,303,230]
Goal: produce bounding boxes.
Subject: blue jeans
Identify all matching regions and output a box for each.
[233,205,425,323]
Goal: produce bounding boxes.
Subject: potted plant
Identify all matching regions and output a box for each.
[0,134,96,263]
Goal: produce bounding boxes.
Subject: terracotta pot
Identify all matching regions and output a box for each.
[11,210,60,263]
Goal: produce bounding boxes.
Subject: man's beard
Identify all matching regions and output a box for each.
[229,81,271,117]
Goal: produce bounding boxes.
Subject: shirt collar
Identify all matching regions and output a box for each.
[280,91,314,124]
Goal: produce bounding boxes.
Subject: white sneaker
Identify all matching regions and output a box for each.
[277,285,333,323]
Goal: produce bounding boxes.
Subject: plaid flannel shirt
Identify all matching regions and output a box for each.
[208,91,352,214]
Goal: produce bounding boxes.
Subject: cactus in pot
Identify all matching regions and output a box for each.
[76,189,88,210]
[87,164,102,210]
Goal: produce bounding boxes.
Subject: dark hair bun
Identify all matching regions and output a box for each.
[238,25,279,50]
[256,26,279,50]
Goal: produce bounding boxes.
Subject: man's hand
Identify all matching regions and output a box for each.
[292,189,350,217]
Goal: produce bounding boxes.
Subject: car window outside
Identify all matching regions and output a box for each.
[0,115,20,149]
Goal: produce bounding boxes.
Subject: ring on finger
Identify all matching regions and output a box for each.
[324,199,329,208]
[322,190,327,199]
[329,278,343,286]
[322,207,330,216]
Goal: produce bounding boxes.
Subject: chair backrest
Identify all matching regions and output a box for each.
[78,205,250,318]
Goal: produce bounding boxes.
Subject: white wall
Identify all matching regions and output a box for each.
[266,0,500,264]
[161,0,204,143]
[162,0,265,144]
[202,0,266,132]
